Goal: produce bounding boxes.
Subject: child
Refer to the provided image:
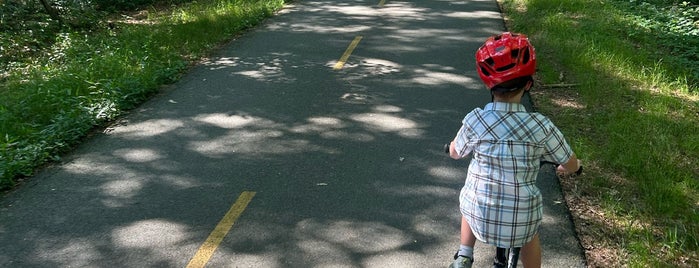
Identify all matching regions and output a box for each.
[447,32,582,268]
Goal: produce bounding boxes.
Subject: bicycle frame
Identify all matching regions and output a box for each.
[494,247,520,268]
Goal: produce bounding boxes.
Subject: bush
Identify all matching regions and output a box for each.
[91,0,195,11]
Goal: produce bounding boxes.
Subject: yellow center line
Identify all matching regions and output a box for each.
[186,191,256,268]
[333,35,363,70]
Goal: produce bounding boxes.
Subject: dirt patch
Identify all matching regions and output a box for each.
[557,172,628,268]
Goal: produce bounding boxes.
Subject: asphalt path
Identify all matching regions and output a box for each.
[0,0,586,267]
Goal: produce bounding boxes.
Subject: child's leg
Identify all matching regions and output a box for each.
[520,234,541,268]
[460,216,477,247]
[454,216,477,259]
[450,216,477,267]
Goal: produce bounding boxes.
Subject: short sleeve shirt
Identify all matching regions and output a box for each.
[454,102,573,248]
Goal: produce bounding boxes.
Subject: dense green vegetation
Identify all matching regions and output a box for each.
[0,0,286,189]
[499,0,698,266]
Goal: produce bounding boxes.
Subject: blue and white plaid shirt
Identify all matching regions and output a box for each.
[454,102,573,248]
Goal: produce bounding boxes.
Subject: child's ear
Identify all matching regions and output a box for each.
[524,80,533,91]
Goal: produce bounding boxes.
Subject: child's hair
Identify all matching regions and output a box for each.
[490,76,533,99]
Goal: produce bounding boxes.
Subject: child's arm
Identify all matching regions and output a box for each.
[556,153,582,176]
[449,119,475,160]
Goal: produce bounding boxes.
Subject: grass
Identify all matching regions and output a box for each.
[498,0,698,267]
[0,0,286,189]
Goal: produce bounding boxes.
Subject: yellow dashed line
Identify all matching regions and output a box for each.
[333,35,363,70]
[186,191,256,268]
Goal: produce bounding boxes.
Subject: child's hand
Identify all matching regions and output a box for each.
[556,159,582,178]
[447,141,462,160]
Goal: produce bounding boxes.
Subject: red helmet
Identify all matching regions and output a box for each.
[476,32,536,90]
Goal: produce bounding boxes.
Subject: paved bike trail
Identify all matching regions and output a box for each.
[0,0,586,267]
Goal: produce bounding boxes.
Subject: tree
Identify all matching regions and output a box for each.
[37,0,61,23]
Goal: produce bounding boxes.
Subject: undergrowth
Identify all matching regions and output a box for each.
[0,0,286,189]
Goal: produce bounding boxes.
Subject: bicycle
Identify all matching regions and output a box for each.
[493,247,520,268]
[443,143,582,268]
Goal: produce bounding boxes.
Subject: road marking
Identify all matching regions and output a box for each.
[333,35,363,70]
[186,191,256,268]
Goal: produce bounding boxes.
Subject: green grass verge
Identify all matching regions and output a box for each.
[499,0,698,267]
[0,0,285,189]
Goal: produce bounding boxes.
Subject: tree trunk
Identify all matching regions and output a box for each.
[37,0,61,23]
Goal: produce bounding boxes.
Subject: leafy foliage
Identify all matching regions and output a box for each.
[0,1,60,66]
[0,0,285,189]
[91,0,192,11]
[619,0,699,91]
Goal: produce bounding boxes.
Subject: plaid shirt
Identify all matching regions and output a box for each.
[454,102,573,248]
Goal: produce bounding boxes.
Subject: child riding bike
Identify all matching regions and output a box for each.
[447,32,582,268]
